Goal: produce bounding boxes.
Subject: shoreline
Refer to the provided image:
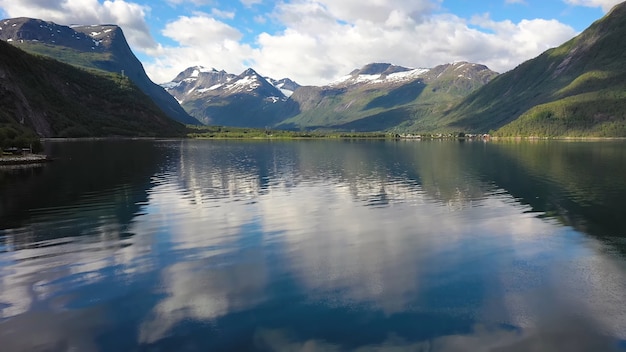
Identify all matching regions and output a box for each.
[0,154,52,165]
[34,135,626,143]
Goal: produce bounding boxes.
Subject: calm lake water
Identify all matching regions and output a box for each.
[1,139,626,351]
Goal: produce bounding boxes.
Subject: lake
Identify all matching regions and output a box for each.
[1,139,626,351]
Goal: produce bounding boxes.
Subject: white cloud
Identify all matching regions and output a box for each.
[0,0,157,52]
[146,13,256,82]
[288,0,442,24]
[162,13,242,45]
[145,1,578,85]
[241,0,263,7]
[126,144,626,339]
[564,0,623,12]
[211,8,235,19]
[0,0,584,86]
[166,0,214,5]
[249,9,576,85]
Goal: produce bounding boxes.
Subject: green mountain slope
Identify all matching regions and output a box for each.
[443,2,626,136]
[0,17,200,125]
[0,39,186,147]
[279,62,497,132]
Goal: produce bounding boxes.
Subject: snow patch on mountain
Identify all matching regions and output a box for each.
[279,88,294,97]
[266,77,300,97]
[225,75,260,92]
[161,66,293,107]
[330,66,431,86]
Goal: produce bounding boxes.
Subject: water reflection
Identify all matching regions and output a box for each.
[0,140,625,351]
[485,141,626,240]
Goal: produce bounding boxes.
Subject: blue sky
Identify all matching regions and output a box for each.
[0,0,619,85]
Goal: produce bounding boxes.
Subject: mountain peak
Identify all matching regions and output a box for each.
[0,18,128,52]
[241,68,260,77]
[357,63,411,76]
[330,63,428,87]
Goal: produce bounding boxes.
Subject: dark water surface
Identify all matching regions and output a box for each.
[1,139,626,351]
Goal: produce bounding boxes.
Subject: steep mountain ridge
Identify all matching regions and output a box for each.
[0,39,185,143]
[443,2,626,136]
[0,17,200,125]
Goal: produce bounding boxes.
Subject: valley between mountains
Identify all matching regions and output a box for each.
[2,1,626,146]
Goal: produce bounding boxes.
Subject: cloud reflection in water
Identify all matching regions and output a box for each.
[1,140,626,350]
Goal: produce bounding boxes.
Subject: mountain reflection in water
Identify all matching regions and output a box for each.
[0,139,625,351]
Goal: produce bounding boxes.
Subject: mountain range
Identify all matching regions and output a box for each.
[3,1,626,138]
[162,66,299,126]
[281,61,497,131]
[162,61,497,131]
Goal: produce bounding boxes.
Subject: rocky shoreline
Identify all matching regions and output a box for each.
[0,154,51,165]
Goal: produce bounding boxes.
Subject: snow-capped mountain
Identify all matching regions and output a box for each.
[330,63,430,87]
[327,62,494,89]
[162,66,300,103]
[160,61,497,130]
[278,61,498,131]
[161,66,236,104]
[162,67,295,126]
[0,17,121,52]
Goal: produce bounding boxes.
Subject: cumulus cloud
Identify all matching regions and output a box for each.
[145,0,578,85]
[246,8,576,85]
[162,13,242,45]
[147,13,256,82]
[128,141,626,343]
[0,0,590,85]
[0,0,157,51]
[563,0,623,12]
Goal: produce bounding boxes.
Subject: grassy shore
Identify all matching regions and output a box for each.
[186,125,392,139]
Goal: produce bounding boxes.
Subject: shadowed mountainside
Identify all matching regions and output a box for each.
[0,39,186,143]
[0,17,200,126]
